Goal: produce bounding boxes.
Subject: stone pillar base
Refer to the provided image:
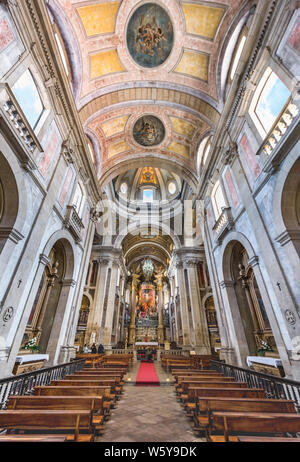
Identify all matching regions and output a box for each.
[59,346,77,363]
[193,346,212,355]
[104,345,113,354]
[219,347,237,365]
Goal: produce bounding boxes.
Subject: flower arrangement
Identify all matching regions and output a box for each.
[257,339,272,356]
[24,337,40,353]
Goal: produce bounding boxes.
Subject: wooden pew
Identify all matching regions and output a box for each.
[237,436,300,442]
[210,412,300,442]
[76,354,104,369]
[189,387,266,400]
[176,376,233,388]
[50,380,118,407]
[33,386,113,418]
[173,371,223,382]
[76,370,125,377]
[7,395,106,434]
[194,398,296,436]
[185,387,266,417]
[0,410,94,442]
[177,380,246,403]
[0,435,67,442]
[175,376,234,397]
[64,375,124,397]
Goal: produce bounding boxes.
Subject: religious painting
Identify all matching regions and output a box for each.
[224,168,240,209]
[127,3,174,68]
[288,21,300,54]
[137,284,156,319]
[39,125,60,178]
[58,167,75,208]
[140,167,157,184]
[240,134,261,179]
[0,17,14,52]
[133,115,165,147]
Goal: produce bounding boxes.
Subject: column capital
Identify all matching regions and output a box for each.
[0,228,24,244]
[248,256,259,268]
[98,257,110,266]
[184,258,201,269]
[39,254,50,266]
[219,280,235,289]
[61,279,77,288]
[174,247,205,265]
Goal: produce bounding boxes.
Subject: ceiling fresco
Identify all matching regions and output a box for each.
[49,0,246,188]
[126,2,174,68]
[133,115,166,147]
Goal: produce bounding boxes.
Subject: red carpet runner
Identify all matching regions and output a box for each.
[135,362,160,386]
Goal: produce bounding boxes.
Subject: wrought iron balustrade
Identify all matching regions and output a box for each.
[0,359,85,410]
[211,360,300,412]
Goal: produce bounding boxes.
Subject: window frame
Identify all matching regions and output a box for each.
[11,68,45,131]
[249,67,291,139]
[211,180,227,220]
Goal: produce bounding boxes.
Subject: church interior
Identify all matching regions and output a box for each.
[0,0,300,444]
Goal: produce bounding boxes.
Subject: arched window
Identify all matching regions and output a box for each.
[168,181,177,195]
[211,181,227,220]
[249,67,291,138]
[73,183,84,216]
[230,34,247,81]
[54,23,72,81]
[197,136,211,172]
[87,138,95,164]
[120,182,128,196]
[12,69,44,129]
[143,189,154,203]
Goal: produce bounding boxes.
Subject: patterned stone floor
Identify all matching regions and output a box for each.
[96,380,206,442]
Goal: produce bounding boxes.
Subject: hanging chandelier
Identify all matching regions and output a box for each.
[142,258,154,281]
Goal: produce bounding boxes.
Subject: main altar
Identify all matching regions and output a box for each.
[126,258,168,349]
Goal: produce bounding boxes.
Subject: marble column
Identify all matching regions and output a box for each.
[85,257,109,345]
[185,259,211,354]
[175,261,191,348]
[128,283,137,345]
[102,257,121,349]
[157,283,165,345]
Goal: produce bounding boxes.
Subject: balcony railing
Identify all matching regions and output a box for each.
[213,207,234,243]
[263,101,299,156]
[211,360,300,412]
[0,359,85,410]
[64,205,84,243]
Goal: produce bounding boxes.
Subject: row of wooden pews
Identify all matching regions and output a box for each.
[170,358,300,442]
[0,355,132,442]
[76,353,134,370]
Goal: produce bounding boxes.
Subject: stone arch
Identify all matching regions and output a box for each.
[30,231,77,362]
[273,154,300,257]
[220,231,257,283]
[100,155,198,191]
[220,233,287,368]
[113,220,181,250]
[42,230,76,281]
[0,151,27,258]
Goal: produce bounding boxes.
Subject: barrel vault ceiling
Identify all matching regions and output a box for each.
[48,0,245,189]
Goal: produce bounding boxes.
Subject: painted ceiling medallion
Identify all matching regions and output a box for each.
[133,115,165,147]
[127,3,174,68]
